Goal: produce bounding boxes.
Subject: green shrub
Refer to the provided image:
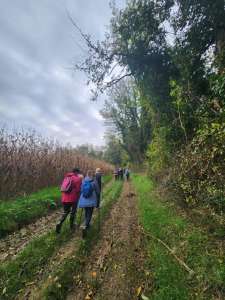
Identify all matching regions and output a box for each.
[146,127,171,180]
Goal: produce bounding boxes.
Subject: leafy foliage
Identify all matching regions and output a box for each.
[74,0,225,208]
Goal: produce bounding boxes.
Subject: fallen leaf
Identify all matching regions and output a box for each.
[2,287,6,295]
[85,291,93,300]
[91,271,97,278]
[141,295,150,300]
[137,286,142,296]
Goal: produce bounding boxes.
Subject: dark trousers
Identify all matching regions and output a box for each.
[58,202,77,228]
[84,207,94,227]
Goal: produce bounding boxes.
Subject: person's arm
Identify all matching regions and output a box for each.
[93,180,100,207]
[75,177,82,197]
[94,180,100,196]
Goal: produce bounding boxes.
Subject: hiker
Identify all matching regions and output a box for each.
[95,168,102,208]
[114,168,119,181]
[118,168,123,180]
[125,168,130,181]
[78,170,100,234]
[56,168,82,233]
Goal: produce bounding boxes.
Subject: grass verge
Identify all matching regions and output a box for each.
[0,187,61,238]
[132,174,225,300]
[0,178,116,300]
[102,174,112,186]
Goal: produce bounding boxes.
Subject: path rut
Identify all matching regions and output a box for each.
[67,181,147,300]
[0,210,61,263]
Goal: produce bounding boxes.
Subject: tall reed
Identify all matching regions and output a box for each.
[0,128,112,200]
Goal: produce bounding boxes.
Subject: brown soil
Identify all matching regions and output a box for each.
[67,181,148,300]
[0,210,61,263]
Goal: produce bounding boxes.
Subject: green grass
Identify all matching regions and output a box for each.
[103,174,112,186]
[132,174,225,300]
[41,180,123,300]
[0,187,61,237]
[0,179,117,300]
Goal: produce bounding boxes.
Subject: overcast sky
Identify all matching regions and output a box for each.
[0,0,125,146]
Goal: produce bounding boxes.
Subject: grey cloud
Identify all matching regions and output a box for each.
[0,0,126,146]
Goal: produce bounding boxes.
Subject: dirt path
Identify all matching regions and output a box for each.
[0,209,61,263]
[67,181,147,300]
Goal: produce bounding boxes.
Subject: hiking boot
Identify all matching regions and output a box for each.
[82,228,87,238]
[80,224,87,229]
[70,223,77,232]
[55,224,61,234]
[81,224,88,238]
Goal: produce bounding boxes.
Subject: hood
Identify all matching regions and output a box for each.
[84,176,93,182]
[65,172,75,177]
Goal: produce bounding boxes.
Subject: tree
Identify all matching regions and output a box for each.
[103,133,128,165]
[101,79,151,163]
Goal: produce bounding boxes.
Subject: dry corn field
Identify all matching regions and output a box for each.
[0,128,113,200]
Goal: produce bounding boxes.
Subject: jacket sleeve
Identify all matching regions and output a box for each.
[94,180,100,196]
[96,174,102,191]
[74,177,82,194]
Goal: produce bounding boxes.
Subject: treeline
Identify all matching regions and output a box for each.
[0,128,113,200]
[74,0,225,210]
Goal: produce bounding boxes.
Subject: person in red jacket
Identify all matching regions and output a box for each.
[56,168,82,233]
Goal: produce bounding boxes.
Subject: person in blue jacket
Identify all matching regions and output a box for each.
[78,170,100,235]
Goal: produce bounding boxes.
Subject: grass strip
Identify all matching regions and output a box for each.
[132,174,225,300]
[102,174,112,186]
[40,181,123,300]
[0,178,114,300]
[0,187,61,238]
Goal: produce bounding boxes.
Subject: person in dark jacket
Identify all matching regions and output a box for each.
[78,170,100,235]
[118,168,123,180]
[95,168,102,208]
[114,168,119,181]
[56,168,82,233]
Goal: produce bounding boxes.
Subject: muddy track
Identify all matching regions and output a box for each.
[0,209,62,263]
[67,181,148,300]
[1,181,114,264]
[17,180,115,300]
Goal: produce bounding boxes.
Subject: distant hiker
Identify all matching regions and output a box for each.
[118,168,123,180]
[78,170,100,236]
[56,168,82,234]
[125,168,130,181]
[114,168,119,181]
[95,168,102,208]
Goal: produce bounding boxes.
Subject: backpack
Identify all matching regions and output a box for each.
[60,176,73,193]
[125,169,129,175]
[81,180,94,198]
